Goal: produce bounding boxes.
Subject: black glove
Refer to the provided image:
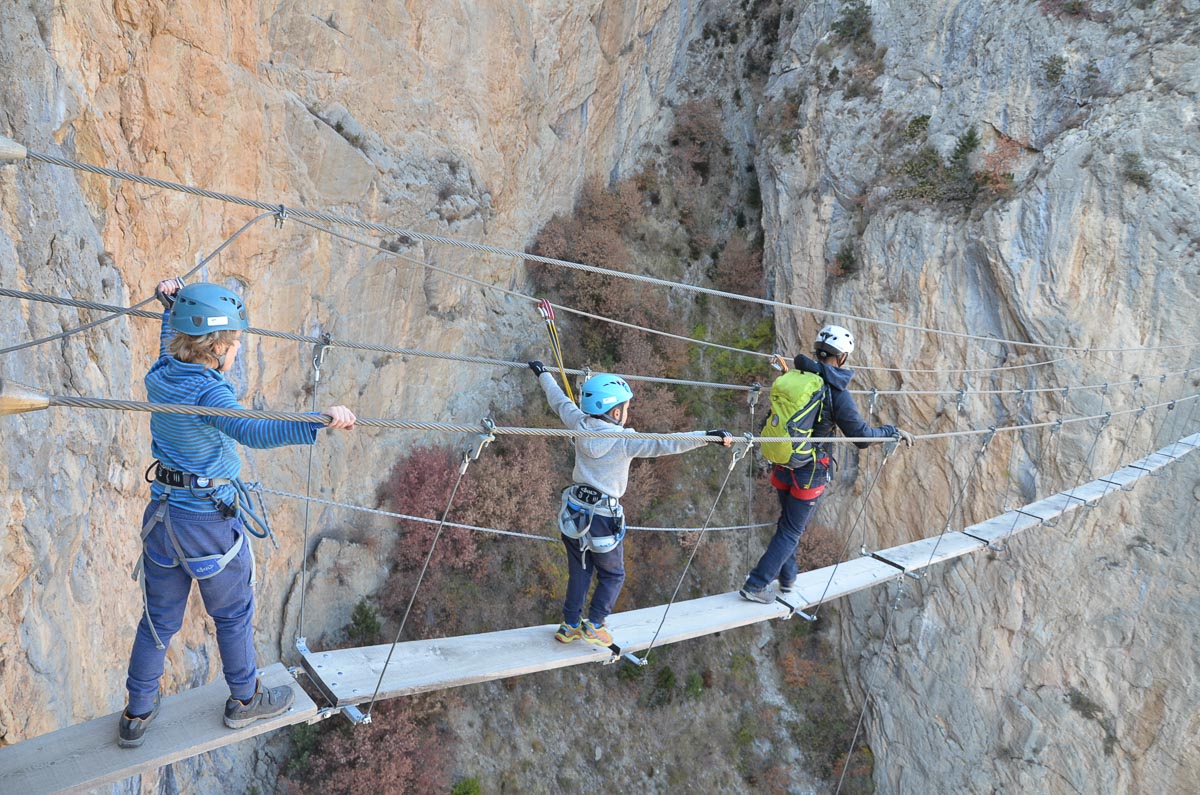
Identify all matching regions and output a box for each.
[154,277,186,310]
[529,361,548,376]
[705,429,733,445]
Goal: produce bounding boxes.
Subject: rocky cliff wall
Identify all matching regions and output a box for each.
[0,0,701,788]
[756,0,1200,791]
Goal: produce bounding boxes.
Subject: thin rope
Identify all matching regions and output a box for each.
[31,391,1200,442]
[0,212,274,356]
[247,483,770,537]
[917,428,997,571]
[834,576,905,795]
[8,285,1197,400]
[295,336,331,644]
[23,147,1198,355]
[809,444,898,621]
[1059,413,1112,542]
[364,435,489,719]
[640,441,751,662]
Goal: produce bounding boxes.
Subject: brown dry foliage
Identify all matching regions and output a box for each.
[796,522,846,571]
[978,134,1022,199]
[714,233,765,297]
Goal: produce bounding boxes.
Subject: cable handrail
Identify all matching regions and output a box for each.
[4,287,1194,401]
[19,145,1198,355]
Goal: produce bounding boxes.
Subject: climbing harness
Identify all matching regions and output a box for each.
[132,462,273,649]
[536,299,575,404]
[558,483,626,563]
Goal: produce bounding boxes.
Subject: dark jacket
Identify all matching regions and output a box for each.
[794,354,897,451]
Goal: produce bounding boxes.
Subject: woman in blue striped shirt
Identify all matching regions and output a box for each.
[120,278,356,748]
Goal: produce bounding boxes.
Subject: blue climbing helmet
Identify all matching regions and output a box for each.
[580,374,634,416]
[170,283,248,336]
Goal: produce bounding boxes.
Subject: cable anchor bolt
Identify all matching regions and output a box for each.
[868,387,879,416]
[748,382,762,412]
[312,332,333,382]
[274,204,289,228]
[461,418,496,473]
[955,388,966,414]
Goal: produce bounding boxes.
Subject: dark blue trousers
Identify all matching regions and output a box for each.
[744,483,823,591]
[126,503,257,715]
[560,514,625,626]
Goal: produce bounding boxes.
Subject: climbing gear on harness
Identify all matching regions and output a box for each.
[761,370,825,468]
[536,299,576,404]
[579,374,633,417]
[559,484,626,558]
[555,621,584,643]
[170,282,249,336]
[770,353,789,372]
[770,462,830,500]
[815,324,854,356]
[134,462,276,649]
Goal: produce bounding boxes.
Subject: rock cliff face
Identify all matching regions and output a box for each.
[1,0,1198,792]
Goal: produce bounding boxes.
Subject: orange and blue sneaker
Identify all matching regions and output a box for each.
[581,620,613,646]
[555,622,584,643]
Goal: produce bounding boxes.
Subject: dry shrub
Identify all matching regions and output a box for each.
[378,446,480,573]
[979,134,1022,199]
[796,522,846,571]
[713,233,764,297]
[281,697,449,794]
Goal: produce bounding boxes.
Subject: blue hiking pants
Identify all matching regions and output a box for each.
[561,514,625,627]
[744,469,826,591]
[125,503,257,715]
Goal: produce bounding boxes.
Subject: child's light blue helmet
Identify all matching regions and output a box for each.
[170,283,248,336]
[580,374,634,416]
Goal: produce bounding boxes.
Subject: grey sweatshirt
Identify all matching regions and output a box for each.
[538,371,707,498]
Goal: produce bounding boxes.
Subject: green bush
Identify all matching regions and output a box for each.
[1042,55,1067,85]
[832,0,873,45]
[1121,152,1151,188]
[347,597,381,645]
[451,778,483,795]
[903,115,929,140]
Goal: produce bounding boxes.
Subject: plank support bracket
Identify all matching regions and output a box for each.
[775,596,816,622]
[603,643,647,667]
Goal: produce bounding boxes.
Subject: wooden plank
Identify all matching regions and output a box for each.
[0,663,315,795]
[871,532,985,573]
[962,510,1042,544]
[1060,479,1116,506]
[303,593,797,706]
[1018,492,1076,521]
[1095,466,1144,491]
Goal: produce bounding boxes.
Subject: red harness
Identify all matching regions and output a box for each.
[770,459,830,500]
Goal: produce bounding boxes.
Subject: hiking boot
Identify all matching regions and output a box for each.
[223,681,295,729]
[582,620,613,646]
[555,622,584,643]
[118,693,160,749]
[739,585,775,604]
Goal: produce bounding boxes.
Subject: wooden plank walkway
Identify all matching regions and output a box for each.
[0,663,315,795]
[0,431,1194,790]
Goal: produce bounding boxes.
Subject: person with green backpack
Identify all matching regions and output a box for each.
[739,325,914,604]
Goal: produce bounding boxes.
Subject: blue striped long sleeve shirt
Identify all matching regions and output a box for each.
[147,311,319,512]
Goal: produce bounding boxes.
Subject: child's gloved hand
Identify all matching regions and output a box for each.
[154,277,186,309]
[894,428,915,447]
[528,361,548,376]
[705,429,734,447]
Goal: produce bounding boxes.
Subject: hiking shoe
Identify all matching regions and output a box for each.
[778,580,795,596]
[582,620,613,646]
[223,681,295,729]
[739,585,775,604]
[555,622,584,643]
[118,693,160,748]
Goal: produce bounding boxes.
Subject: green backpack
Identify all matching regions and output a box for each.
[760,370,825,467]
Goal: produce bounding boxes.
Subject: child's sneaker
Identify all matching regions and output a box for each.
[581,620,613,646]
[739,584,775,604]
[223,680,295,729]
[555,622,583,643]
[117,693,160,749]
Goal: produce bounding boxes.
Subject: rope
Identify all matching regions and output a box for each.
[640,439,752,662]
[0,212,274,356]
[1059,413,1112,542]
[809,444,898,620]
[31,391,1200,443]
[24,147,1198,356]
[916,428,997,572]
[295,335,331,644]
[8,285,1197,400]
[364,426,493,719]
[247,483,770,537]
